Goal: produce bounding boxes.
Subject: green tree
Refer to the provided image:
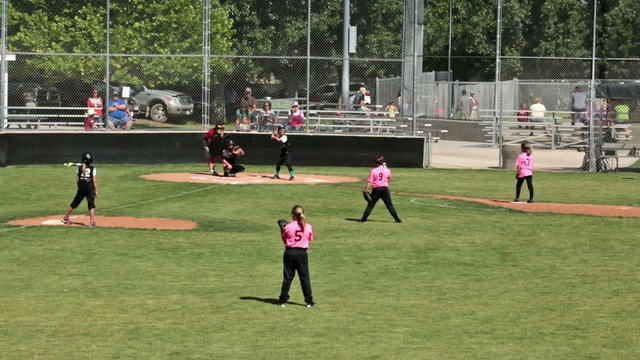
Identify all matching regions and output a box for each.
[8,0,233,86]
[219,0,404,96]
[600,0,640,79]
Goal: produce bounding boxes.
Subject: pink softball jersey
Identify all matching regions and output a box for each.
[515,152,534,178]
[369,166,391,188]
[282,221,314,249]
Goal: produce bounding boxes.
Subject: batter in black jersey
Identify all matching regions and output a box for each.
[61,152,99,227]
[270,125,295,181]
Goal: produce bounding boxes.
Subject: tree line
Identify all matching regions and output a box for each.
[6,0,639,111]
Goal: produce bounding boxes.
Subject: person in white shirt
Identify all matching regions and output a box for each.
[529,97,546,121]
[571,87,587,125]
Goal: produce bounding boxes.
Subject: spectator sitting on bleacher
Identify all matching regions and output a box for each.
[287,101,304,131]
[353,87,372,112]
[517,102,529,125]
[236,104,252,131]
[107,91,133,130]
[384,102,398,118]
[87,89,104,127]
[257,101,278,131]
[528,97,547,132]
[84,108,104,131]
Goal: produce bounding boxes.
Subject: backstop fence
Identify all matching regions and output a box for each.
[1,0,640,171]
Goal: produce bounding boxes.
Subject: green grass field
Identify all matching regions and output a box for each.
[1,164,639,359]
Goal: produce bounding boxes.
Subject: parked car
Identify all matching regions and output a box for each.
[130,86,194,123]
[8,82,61,109]
[309,82,371,108]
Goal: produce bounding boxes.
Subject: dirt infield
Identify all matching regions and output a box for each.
[140,172,361,185]
[399,192,640,218]
[6,215,198,230]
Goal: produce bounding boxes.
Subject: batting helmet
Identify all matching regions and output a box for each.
[82,152,94,164]
[277,125,285,130]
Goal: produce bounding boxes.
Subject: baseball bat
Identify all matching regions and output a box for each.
[63,162,82,167]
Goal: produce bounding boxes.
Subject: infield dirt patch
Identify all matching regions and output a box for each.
[140,172,360,185]
[6,215,198,230]
[399,192,640,218]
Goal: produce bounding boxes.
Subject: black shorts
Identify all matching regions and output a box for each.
[70,186,96,210]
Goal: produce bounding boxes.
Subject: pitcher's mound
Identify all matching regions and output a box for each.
[6,215,197,230]
[140,172,360,185]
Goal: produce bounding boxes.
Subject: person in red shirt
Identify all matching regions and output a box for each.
[360,156,402,223]
[203,124,228,176]
[276,205,315,307]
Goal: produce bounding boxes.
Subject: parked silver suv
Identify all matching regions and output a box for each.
[131,86,194,123]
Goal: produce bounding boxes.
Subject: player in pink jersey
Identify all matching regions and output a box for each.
[276,205,315,307]
[360,156,402,223]
[514,142,534,203]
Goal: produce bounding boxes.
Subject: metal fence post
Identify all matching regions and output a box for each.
[0,0,7,131]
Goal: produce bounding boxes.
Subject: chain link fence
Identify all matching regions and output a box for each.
[1,0,640,171]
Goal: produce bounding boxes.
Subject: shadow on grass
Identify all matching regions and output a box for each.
[239,297,305,307]
[345,218,392,223]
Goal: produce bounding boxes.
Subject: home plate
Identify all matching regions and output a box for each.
[140,172,360,185]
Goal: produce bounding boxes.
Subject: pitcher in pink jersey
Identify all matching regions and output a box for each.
[514,142,534,203]
[276,205,315,307]
[359,156,402,223]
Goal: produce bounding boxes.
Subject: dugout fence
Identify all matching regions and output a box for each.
[1,0,640,172]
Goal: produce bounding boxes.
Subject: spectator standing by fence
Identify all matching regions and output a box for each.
[571,87,587,125]
[456,90,473,119]
[470,92,480,120]
[614,102,630,123]
[600,98,616,126]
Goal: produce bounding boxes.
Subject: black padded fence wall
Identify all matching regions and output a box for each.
[0,132,425,168]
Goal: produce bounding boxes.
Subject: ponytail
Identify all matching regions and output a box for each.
[291,205,307,230]
[81,162,87,179]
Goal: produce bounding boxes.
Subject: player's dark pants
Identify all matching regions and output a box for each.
[515,175,534,200]
[279,247,313,304]
[70,186,96,210]
[361,186,401,222]
[224,164,245,176]
[276,151,293,173]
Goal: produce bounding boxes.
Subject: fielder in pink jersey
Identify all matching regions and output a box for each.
[360,156,402,223]
[276,205,315,307]
[514,142,535,203]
